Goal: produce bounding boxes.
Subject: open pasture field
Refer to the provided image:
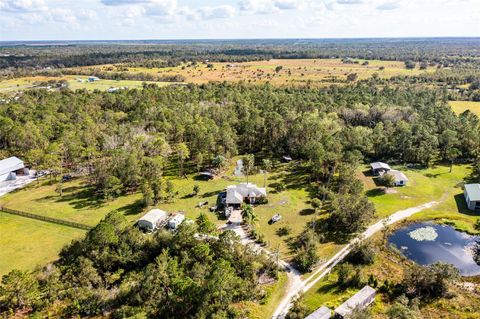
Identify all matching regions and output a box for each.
[449,100,480,117]
[0,212,85,276]
[67,58,434,86]
[360,164,478,233]
[0,76,172,94]
[0,160,319,259]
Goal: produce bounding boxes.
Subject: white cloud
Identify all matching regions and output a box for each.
[376,1,400,10]
[100,0,150,6]
[336,0,364,4]
[198,5,236,20]
[144,0,177,16]
[0,0,47,12]
[49,8,77,24]
[77,9,97,21]
[238,0,307,14]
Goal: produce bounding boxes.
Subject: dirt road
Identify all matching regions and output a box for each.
[271,200,439,318]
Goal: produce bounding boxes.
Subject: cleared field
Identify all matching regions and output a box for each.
[67,58,434,87]
[360,164,474,222]
[0,212,85,276]
[449,100,480,117]
[0,160,320,260]
[0,76,174,94]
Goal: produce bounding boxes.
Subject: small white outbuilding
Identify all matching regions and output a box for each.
[137,209,168,232]
[168,214,185,230]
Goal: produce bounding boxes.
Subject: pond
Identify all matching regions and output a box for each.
[388,222,480,276]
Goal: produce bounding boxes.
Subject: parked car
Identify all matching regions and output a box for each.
[62,174,73,182]
[270,214,282,223]
[35,170,49,178]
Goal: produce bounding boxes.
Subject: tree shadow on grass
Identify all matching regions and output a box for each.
[202,190,223,198]
[39,187,105,210]
[299,208,315,216]
[366,188,386,198]
[117,199,145,216]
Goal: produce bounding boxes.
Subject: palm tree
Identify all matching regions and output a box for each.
[262,159,272,188]
[241,204,258,226]
[243,154,255,184]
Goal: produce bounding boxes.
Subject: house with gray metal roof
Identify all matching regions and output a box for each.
[225,183,267,207]
[305,305,331,319]
[334,285,376,318]
[0,157,26,182]
[464,184,480,211]
[370,162,391,176]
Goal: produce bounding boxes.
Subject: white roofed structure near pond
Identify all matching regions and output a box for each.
[388,170,409,186]
[137,209,168,232]
[334,286,376,318]
[0,157,25,182]
[464,184,480,210]
[225,183,267,206]
[305,306,331,319]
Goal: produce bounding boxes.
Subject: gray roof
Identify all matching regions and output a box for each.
[465,184,480,201]
[138,209,167,225]
[370,162,391,170]
[388,170,408,182]
[0,156,24,176]
[305,306,331,319]
[335,286,376,317]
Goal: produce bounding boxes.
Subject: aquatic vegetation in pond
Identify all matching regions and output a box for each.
[389,222,480,276]
[408,226,438,241]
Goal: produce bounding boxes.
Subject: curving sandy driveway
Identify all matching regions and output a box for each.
[271,200,439,319]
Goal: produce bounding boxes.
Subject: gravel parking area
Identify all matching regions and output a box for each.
[0,172,37,197]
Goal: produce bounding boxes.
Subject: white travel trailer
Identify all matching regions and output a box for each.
[168,214,185,230]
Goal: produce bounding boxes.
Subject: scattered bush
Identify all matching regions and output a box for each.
[276,226,292,237]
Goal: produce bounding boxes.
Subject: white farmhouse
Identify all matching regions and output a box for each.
[137,209,168,232]
[225,183,267,207]
[0,157,27,182]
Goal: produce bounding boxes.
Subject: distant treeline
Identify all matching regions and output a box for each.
[1,38,480,71]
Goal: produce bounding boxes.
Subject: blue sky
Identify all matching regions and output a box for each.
[0,0,479,41]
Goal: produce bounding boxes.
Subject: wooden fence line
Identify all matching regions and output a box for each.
[0,206,91,231]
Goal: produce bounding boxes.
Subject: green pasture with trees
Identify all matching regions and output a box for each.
[2,73,480,317]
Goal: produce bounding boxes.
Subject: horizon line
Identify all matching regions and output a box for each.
[1,36,480,44]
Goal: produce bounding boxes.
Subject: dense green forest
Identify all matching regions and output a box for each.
[2,78,480,317]
[2,38,480,71]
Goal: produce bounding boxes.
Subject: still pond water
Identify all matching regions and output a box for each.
[388,222,480,276]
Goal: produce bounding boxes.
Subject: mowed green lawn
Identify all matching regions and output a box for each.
[449,101,480,117]
[0,161,319,260]
[0,212,85,276]
[360,164,473,219]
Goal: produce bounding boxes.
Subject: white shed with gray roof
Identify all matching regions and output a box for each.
[334,286,376,318]
[137,209,168,232]
[305,305,331,319]
[0,157,25,181]
[387,170,409,186]
[464,184,480,211]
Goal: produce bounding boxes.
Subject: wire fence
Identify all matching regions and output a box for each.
[0,206,91,231]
